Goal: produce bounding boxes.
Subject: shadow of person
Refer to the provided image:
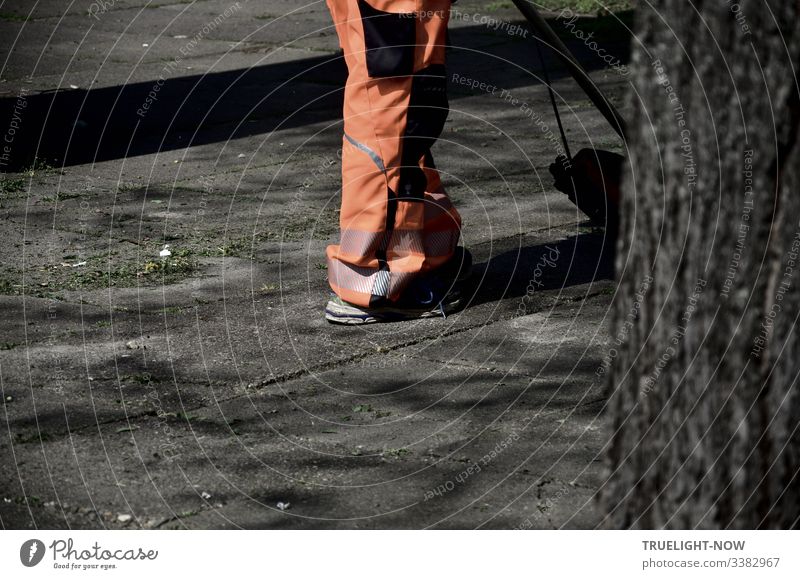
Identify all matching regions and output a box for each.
[464,228,616,309]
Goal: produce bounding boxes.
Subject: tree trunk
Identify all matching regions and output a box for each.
[603,0,800,528]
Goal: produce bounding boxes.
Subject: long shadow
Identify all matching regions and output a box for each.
[467,229,616,308]
[0,14,632,171]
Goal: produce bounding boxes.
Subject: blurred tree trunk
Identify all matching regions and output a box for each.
[603,0,800,528]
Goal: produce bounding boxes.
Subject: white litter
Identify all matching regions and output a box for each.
[276,502,290,511]
[159,245,171,258]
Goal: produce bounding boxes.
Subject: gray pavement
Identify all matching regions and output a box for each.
[0,0,630,528]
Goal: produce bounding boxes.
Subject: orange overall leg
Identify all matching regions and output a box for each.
[325,0,462,307]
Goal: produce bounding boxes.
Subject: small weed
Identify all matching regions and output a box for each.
[198,237,252,258]
[0,11,27,22]
[58,190,88,201]
[23,158,56,177]
[0,278,20,295]
[540,0,633,14]
[0,176,26,197]
[486,1,513,11]
[122,373,157,385]
[15,431,52,444]
[384,448,410,458]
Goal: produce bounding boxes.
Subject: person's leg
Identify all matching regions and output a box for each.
[419,152,462,274]
[325,0,462,311]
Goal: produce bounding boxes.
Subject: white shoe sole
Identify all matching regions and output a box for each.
[325,296,462,325]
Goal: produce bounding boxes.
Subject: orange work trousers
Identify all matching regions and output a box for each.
[325,0,462,307]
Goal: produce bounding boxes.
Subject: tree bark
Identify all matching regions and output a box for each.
[603,0,800,528]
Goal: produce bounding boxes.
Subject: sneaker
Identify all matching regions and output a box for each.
[324,292,463,325]
[324,247,472,325]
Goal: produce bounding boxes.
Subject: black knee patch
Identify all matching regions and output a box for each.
[405,65,449,152]
[399,65,449,199]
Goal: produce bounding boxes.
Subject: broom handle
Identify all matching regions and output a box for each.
[510,0,628,141]
[534,37,572,161]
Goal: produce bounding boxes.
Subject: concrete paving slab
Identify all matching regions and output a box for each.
[2,342,608,529]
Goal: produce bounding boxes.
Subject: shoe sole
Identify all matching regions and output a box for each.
[325,297,463,325]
